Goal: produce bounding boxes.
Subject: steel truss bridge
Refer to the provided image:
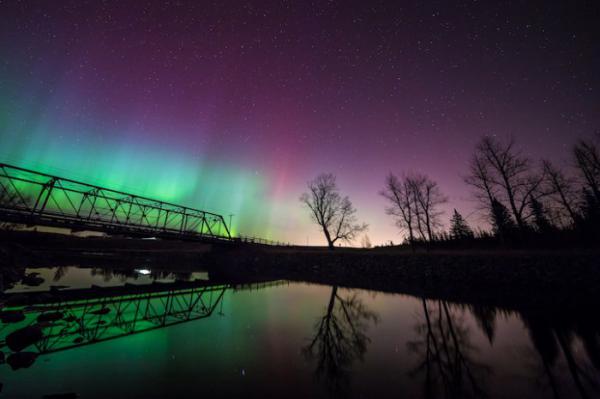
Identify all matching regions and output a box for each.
[0,163,231,241]
[0,279,287,357]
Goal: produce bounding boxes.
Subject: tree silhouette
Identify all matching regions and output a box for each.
[381,173,416,244]
[381,173,447,243]
[521,314,600,399]
[490,198,516,240]
[580,189,600,226]
[543,160,579,226]
[574,139,600,203]
[523,318,561,398]
[530,197,553,233]
[465,137,544,230]
[53,266,70,282]
[449,209,474,240]
[408,174,448,241]
[300,173,367,249]
[468,304,497,344]
[303,286,378,394]
[408,299,490,398]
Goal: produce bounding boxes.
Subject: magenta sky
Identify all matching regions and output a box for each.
[1,1,599,245]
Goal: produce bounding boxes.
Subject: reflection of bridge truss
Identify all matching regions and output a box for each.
[0,280,287,356]
[1,285,226,355]
[0,163,231,240]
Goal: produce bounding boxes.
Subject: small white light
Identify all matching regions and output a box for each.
[135,268,151,275]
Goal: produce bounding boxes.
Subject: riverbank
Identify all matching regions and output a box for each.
[2,230,599,313]
[209,245,600,312]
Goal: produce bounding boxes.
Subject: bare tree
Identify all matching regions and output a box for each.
[465,155,497,210]
[542,160,579,225]
[409,175,428,241]
[381,173,416,243]
[465,137,544,230]
[381,173,447,242]
[300,173,367,249]
[408,174,448,241]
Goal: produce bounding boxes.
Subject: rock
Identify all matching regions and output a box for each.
[0,350,5,363]
[6,325,43,352]
[0,310,25,323]
[6,351,37,370]
[37,312,64,323]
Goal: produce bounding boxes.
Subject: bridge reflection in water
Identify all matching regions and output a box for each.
[0,279,286,364]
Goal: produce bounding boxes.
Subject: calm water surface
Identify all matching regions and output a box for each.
[1,266,598,398]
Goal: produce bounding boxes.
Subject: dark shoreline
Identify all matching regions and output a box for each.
[2,230,600,316]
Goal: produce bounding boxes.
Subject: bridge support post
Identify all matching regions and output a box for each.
[31,177,57,215]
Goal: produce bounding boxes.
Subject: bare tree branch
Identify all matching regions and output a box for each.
[381,173,447,242]
[300,173,368,249]
[465,137,544,230]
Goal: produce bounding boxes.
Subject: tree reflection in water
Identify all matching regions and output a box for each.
[303,286,379,394]
[408,299,491,399]
[468,304,497,345]
[52,266,69,282]
[523,313,600,399]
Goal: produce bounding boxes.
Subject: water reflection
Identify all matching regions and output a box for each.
[4,266,209,293]
[1,264,600,398]
[521,312,600,399]
[0,265,287,398]
[303,286,379,394]
[409,300,491,398]
[1,284,227,369]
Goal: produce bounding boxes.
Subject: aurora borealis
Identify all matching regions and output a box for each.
[1,1,599,245]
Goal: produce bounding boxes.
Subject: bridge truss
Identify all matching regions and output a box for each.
[0,163,231,240]
[0,280,286,357]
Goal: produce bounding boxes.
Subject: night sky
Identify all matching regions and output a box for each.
[1,1,599,245]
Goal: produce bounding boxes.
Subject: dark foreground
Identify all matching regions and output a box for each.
[1,231,599,398]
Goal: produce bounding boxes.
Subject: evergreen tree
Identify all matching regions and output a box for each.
[449,209,474,239]
[490,198,516,239]
[579,189,600,230]
[529,198,553,233]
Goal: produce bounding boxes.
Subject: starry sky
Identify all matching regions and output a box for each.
[1,1,599,245]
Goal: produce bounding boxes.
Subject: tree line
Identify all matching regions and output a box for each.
[301,134,600,249]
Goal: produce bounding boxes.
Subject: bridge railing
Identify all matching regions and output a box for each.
[236,235,292,246]
[0,163,231,240]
